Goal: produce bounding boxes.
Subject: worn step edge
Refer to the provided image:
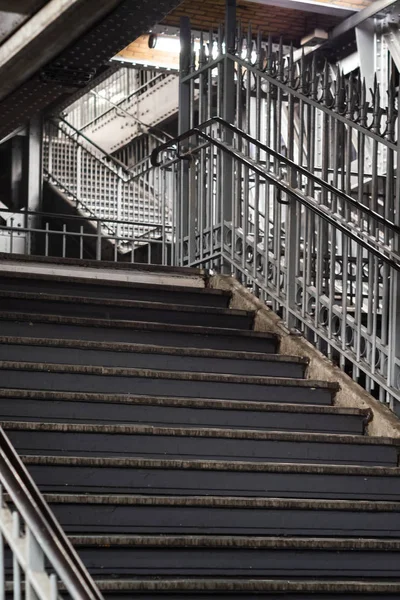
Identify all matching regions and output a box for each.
[0,337,307,364]
[89,579,400,594]
[0,290,253,319]
[3,421,394,446]
[0,389,369,418]
[0,361,338,390]
[21,455,400,475]
[0,312,277,340]
[0,253,206,277]
[41,494,400,512]
[67,534,400,550]
[0,270,230,298]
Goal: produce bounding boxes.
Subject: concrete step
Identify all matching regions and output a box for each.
[45,494,400,537]
[23,455,400,500]
[0,337,307,378]
[0,362,337,404]
[0,253,206,287]
[0,390,369,434]
[86,578,400,599]
[0,313,278,353]
[6,422,397,466]
[68,535,400,578]
[0,291,254,329]
[0,272,231,307]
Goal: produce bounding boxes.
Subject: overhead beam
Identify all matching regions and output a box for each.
[0,0,123,103]
[331,0,398,40]
[244,0,359,17]
[0,0,43,13]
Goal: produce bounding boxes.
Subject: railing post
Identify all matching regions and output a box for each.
[388,87,400,410]
[96,221,102,261]
[24,116,43,257]
[221,0,236,235]
[179,16,191,266]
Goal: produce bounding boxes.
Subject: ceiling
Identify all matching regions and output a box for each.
[0,0,182,142]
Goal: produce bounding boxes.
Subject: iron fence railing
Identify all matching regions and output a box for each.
[152,115,400,410]
[168,14,400,410]
[0,425,103,599]
[0,207,173,265]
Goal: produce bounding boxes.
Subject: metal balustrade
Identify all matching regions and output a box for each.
[0,206,173,265]
[152,111,400,411]
[147,15,399,410]
[0,426,103,599]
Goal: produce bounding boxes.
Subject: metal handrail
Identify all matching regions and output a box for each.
[151,119,400,272]
[0,425,103,599]
[55,117,131,174]
[152,116,400,236]
[79,72,169,133]
[0,205,172,229]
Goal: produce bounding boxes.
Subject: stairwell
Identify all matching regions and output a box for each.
[0,255,400,597]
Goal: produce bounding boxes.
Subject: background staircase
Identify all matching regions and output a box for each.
[0,256,400,597]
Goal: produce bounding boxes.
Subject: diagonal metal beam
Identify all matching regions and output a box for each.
[0,0,123,103]
[0,0,43,13]
[331,0,399,39]
[244,0,358,17]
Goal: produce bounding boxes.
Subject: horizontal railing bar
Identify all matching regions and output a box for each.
[183,54,397,152]
[0,208,171,229]
[152,116,400,235]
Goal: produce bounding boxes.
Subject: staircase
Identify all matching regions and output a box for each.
[1,255,400,597]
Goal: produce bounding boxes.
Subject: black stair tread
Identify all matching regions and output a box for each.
[0,390,368,435]
[0,361,336,391]
[42,494,400,512]
[0,312,278,351]
[2,421,394,447]
[0,271,230,303]
[44,493,400,538]
[21,454,400,475]
[0,292,253,330]
[0,336,303,365]
[0,290,252,319]
[0,252,205,276]
[67,534,400,550]
[0,362,336,404]
[0,340,308,377]
[24,455,400,499]
[0,388,367,417]
[90,578,400,595]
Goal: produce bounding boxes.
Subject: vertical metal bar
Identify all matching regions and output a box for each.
[96,220,102,261]
[285,49,297,329]
[45,222,49,257]
[25,528,44,600]
[221,0,236,228]
[80,225,84,259]
[0,527,4,600]
[12,512,21,600]
[179,16,192,265]
[62,223,66,258]
[388,86,400,408]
